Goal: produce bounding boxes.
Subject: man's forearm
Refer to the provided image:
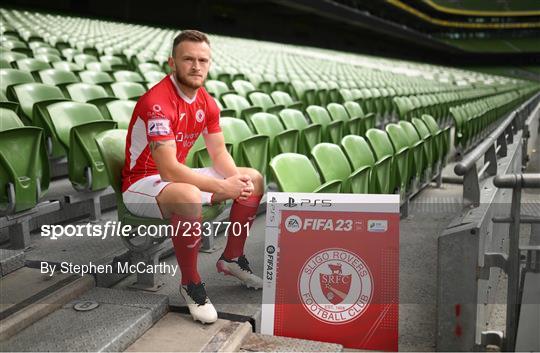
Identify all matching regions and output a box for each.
[211,149,239,178]
[161,162,224,194]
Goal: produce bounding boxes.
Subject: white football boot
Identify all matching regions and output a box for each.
[179,282,218,324]
[216,254,263,289]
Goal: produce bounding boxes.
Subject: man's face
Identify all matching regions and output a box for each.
[168,40,211,90]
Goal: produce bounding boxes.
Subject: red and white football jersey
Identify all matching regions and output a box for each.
[121,74,221,193]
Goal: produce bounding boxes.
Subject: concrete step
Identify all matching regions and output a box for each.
[0,266,94,341]
[239,333,344,352]
[125,312,252,352]
[0,248,25,276]
[1,287,168,351]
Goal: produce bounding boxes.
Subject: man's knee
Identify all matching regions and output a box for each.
[157,183,202,218]
[244,168,264,194]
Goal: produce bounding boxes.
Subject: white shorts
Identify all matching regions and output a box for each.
[122,167,224,219]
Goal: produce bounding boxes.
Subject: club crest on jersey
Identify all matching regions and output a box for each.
[299,248,373,324]
[195,109,205,123]
[147,119,171,136]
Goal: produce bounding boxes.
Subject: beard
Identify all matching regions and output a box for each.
[175,71,203,90]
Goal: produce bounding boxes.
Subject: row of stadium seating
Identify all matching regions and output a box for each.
[1,8,539,223]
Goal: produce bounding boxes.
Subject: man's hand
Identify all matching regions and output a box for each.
[237,179,254,201]
[214,174,252,201]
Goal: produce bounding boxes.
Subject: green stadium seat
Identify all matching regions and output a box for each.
[311,142,370,193]
[113,70,145,83]
[365,129,395,194]
[327,102,364,136]
[34,46,61,57]
[411,117,437,175]
[64,82,113,104]
[0,68,34,95]
[184,136,233,169]
[219,117,269,174]
[143,70,165,86]
[343,101,375,135]
[78,70,114,85]
[86,62,112,72]
[38,68,79,87]
[14,58,51,77]
[0,51,27,66]
[385,123,413,194]
[34,54,62,64]
[231,80,259,97]
[0,126,49,213]
[99,99,135,129]
[94,129,224,234]
[306,105,343,144]
[213,97,236,117]
[250,112,299,157]
[341,135,380,193]
[0,107,24,130]
[270,90,303,110]
[0,59,11,69]
[205,80,234,99]
[398,120,427,185]
[7,82,66,127]
[279,108,322,155]
[138,63,163,73]
[290,80,316,106]
[269,153,341,193]
[100,55,127,70]
[52,61,84,72]
[73,54,98,67]
[110,82,146,100]
[248,92,285,115]
[421,114,450,169]
[221,93,262,126]
[45,101,117,191]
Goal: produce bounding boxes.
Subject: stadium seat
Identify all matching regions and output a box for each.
[1,51,27,66]
[278,108,322,155]
[52,61,84,72]
[94,129,224,235]
[78,70,114,86]
[219,117,269,174]
[311,142,370,193]
[0,68,34,95]
[248,91,284,115]
[327,102,364,136]
[184,136,233,169]
[0,107,24,130]
[343,101,376,135]
[411,117,437,175]
[14,58,51,78]
[221,93,262,126]
[385,123,413,194]
[213,97,236,117]
[270,90,303,110]
[250,112,299,157]
[64,83,114,106]
[306,105,343,144]
[100,55,128,70]
[113,70,145,83]
[44,101,117,191]
[398,120,427,185]
[73,53,98,67]
[269,153,341,193]
[422,114,450,167]
[290,80,317,106]
[365,129,395,194]
[98,99,135,129]
[138,63,163,73]
[205,79,234,99]
[232,79,260,96]
[7,83,66,128]
[110,82,146,100]
[341,135,380,193]
[86,62,112,72]
[38,68,79,87]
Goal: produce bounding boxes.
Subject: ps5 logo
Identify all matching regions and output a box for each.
[284,197,332,208]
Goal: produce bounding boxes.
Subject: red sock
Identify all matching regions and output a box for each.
[171,213,202,285]
[222,194,262,260]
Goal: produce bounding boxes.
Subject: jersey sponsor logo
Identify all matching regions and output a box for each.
[299,248,373,324]
[147,119,171,136]
[152,104,162,112]
[195,109,205,123]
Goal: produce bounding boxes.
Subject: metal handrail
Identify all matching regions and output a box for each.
[494,173,540,189]
[453,92,540,206]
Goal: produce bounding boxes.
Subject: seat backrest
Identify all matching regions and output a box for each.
[306,105,332,127]
[269,153,322,192]
[38,68,79,86]
[343,101,364,118]
[0,108,25,131]
[1,51,27,64]
[326,103,350,122]
[311,142,351,182]
[66,83,109,102]
[138,63,162,73]
[271,91,294,106]
[385,123,409,154]
[219,117,253,144]
[110,82,146,100]
[251,112,285,139]
[94,129,127,193]
[46,101,105,147]
[113,70,144,83]
[421,114,441,135]
[10,83,65,120]
[365,128,394,161]
[74,54,98,67]
[341,135,375,170]
[249,92,273,110]
[411,117,432,140]
[221,94,251,116]
[0,68,34,94]
[279,108,308,130]
[398,121,422,146]
[79,70,114,84]
[232,80,256,97]
[205,80,230,97]
[15,58,50,72]
[105,100,135,129]
[52,61,83,72]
